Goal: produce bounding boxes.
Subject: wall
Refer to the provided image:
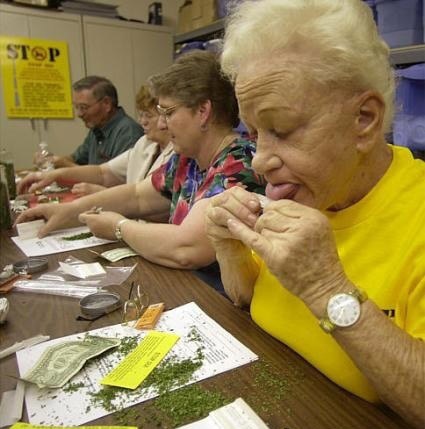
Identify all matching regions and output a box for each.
[91,0,185,28]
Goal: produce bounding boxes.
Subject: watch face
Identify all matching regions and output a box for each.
[327,293,361,327]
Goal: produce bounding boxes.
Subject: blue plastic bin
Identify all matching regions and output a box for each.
[375,0,423,47]
[393,64,425,151]
[363,0,378,23]
[217,0,243,18]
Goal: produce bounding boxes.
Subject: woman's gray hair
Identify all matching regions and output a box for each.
[221,0,395,132]
[72,76,119,107]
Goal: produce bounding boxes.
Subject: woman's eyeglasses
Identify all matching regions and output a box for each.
[122,281,150,323]
[156,103,180,120]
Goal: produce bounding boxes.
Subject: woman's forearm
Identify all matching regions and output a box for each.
[331,300,425,428]
[54,165,105,186]
[215,241,259,306]
[73,183,141,217]
[119,220,216,269]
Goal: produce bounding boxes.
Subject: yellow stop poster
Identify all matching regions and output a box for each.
[0,36,73,118]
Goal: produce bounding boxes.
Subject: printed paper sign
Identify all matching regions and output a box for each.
[101,331,179,389]
[0,36,73,118]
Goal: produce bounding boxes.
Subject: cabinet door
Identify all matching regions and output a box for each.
[83,17,173,119]
[0,8,39,169]
[132,28,173,95]
[83,18,136,117]
[28,13,87,163]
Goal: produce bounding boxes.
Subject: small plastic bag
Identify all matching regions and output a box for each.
[12,257,136,299]
[13,280,101,298]
[38,256,137,287]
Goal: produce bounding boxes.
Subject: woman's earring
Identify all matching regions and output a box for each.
[201,123,208,132]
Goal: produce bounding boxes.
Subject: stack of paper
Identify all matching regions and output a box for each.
[60,0,118,18]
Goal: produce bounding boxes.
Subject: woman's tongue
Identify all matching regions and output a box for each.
[266,182,299,201]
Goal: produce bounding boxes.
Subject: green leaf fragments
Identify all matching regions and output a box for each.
[62,232,93,241]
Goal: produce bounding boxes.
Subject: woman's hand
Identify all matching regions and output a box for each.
[71,182,107,196]
[227,199,349,312]
[14,203,81,238]
[206,187,264,306]
[78,211,126,240]
[206,187,262,249]
[17,171,55,194]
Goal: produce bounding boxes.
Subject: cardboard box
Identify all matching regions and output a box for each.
[178,0,218,35]
[178,1,193,34]
[192,0,217,30]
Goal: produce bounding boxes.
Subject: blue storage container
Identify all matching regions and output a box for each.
[393,64,425,151]
[363,0,378,23]
[217,0,243,18]
[175,41,205,59]
[375,0,423,47]
[203,38,222,53]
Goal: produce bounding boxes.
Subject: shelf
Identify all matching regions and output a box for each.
[174,18,224,44]
[390,44,425,65]
[174,19,424,66]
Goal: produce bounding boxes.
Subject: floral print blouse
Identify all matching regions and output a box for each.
[151,138,265,225]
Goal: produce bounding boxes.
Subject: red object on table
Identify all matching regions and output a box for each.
[28,191,78,208]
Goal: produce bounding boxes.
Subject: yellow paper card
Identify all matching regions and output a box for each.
[101,331,179,389]
[11,424,136,429]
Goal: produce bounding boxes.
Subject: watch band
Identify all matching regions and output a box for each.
[319,287,368,334]
[114,219,130,241]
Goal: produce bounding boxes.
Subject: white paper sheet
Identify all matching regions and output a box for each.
[58,261,106,279]
[16,302,258,426]
[11,226,115,257]
[178,398,269,429]
[16,220,46,240]
[0,381,25,427]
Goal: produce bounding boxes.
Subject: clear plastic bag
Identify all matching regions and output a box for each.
[13,257,137,298]
[38,256,136,287]
[13,281,101,299]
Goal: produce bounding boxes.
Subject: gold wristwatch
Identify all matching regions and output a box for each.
[319,288,368,333]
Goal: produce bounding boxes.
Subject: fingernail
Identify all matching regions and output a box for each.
[248,214,257,224]
[227,218,236,227]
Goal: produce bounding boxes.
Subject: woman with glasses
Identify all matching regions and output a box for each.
[17,85,173,197]
[15,51,264,277]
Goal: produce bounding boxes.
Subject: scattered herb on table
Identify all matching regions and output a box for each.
[86,326,231,428]
[155,384,229,427]
[63,382,85,393]
[62,232,93,241]
[118,336,140,356]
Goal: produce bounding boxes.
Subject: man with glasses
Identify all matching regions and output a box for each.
[39,76,143,168]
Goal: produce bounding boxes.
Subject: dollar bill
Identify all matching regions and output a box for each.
[22,336,120,389]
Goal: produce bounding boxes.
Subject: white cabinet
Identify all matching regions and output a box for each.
[83,16,173,118]
[0,4,87,169]
[0,4,173,169]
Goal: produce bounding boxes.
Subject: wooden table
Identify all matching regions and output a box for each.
[0,229,412,429]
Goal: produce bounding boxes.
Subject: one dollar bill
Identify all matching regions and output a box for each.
[22,335,120,389]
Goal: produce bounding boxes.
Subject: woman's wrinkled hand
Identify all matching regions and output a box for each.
[71,182,107,196]
[17,171,53,195]
[78,210,126,240]
[205,187,263,250]
[14,203,80,238]
[226,199,349,307]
